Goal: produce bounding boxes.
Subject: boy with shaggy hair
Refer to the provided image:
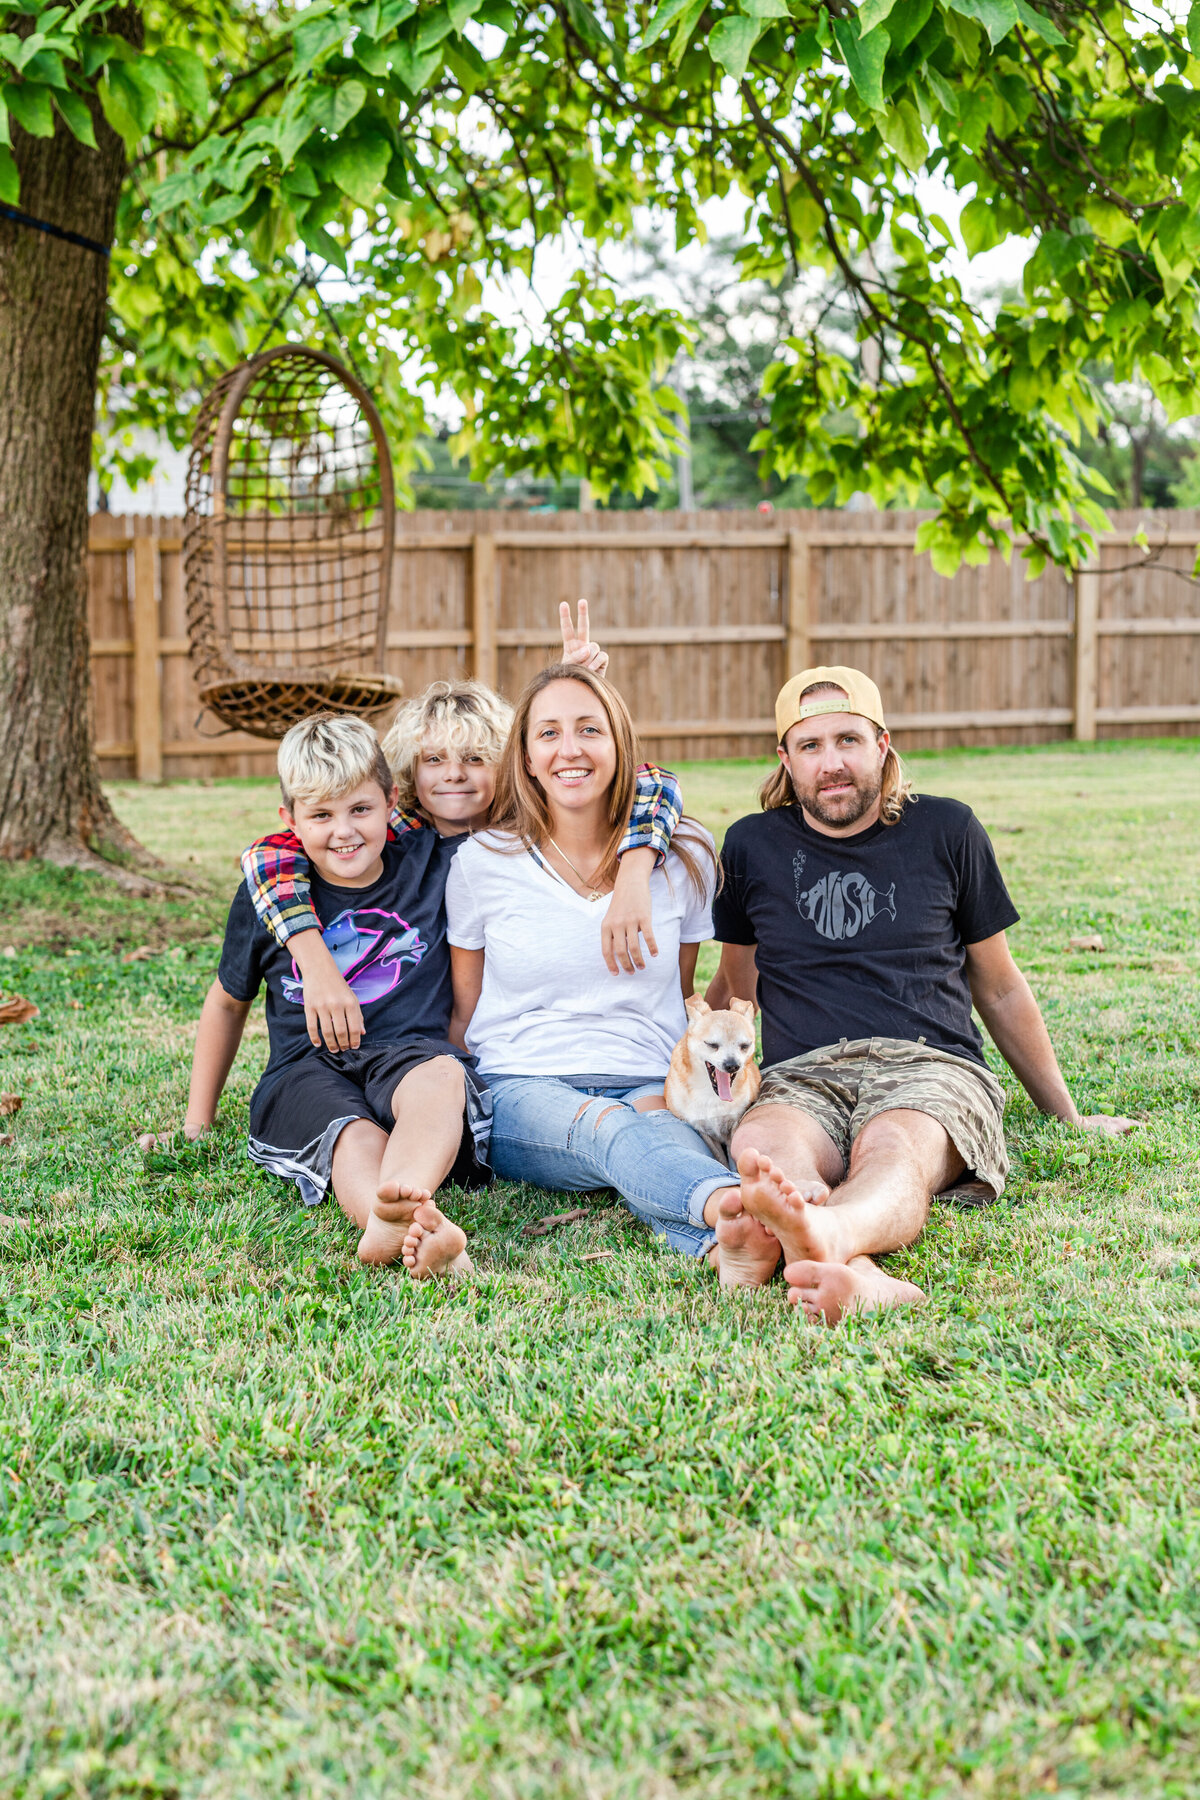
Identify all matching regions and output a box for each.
[184,713,486,1278]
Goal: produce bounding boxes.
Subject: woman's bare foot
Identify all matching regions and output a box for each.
[714,1190,782,1288]
[737,1149,839,1266]
[401,1199,473,1280]
[357,1182,430,1266]
[784,1257,925,1325]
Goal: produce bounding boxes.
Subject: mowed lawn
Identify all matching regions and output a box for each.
[1,740,1198,1799]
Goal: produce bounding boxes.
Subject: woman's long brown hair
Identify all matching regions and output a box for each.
[489,663,715,897]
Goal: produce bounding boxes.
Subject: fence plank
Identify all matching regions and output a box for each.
[1074,565,1100,742]
[472,532,497,689]
[786,530,810,680]
[131,534,162,783]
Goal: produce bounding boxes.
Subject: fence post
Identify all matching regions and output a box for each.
[472,531,498,689]
[1073,561,1099,742]
[132,533,163,782]
[785,530,810,679]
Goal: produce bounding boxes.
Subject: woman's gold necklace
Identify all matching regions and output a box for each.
[546,835,608,902]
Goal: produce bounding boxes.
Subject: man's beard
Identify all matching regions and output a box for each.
[795,768,882,828]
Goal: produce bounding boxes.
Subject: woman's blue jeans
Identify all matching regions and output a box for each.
[487,1075,735,1258]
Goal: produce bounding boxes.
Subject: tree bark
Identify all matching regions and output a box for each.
[0,9,158,881]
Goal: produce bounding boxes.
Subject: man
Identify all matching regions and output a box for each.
[706,666,1132,1323]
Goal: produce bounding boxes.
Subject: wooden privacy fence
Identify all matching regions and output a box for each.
[87,507,1200,779]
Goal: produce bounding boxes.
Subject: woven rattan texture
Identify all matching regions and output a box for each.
[184,345,397,739]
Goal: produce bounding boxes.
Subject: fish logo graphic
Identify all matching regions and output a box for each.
[797,871,897,942]
[281,908,426,1007]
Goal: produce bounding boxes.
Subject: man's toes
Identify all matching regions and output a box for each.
[716,1188,745,1220]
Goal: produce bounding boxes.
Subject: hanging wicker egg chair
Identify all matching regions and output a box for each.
[183,343,402,738]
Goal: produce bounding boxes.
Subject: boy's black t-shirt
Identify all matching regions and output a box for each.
[712,796,1019,1070]
[217,831,462,1099]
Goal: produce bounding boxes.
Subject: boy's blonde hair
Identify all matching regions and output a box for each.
[278,714,394,812]
[381,679,513,817]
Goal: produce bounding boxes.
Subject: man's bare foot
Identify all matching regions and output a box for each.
[737,1149,840,1266]
[401,1200,472,1280]
[714,1190,781,1288]
[784,1257,925,1326]
[357,1182,430,1266]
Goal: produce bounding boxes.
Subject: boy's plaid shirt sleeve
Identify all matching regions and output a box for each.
[622,764,682,863]
[240,805,423,948]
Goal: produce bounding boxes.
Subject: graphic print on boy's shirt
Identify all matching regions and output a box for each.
[713,795,1020,1070]
[218,831,458,1093]
[280,909,427,1008]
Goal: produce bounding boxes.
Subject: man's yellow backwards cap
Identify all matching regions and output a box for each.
[775,666,886,743]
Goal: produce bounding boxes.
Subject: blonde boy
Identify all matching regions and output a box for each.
[186,714,484,1278]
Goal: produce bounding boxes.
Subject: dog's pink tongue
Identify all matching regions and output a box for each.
[715,1068,733,1102]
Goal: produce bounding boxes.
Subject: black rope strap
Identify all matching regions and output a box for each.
[0,201,110,258]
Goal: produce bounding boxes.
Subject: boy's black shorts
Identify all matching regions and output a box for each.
[247,1038,491,1207]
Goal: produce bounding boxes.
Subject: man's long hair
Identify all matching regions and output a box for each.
[760,684,914,823]
[489,663,714,897]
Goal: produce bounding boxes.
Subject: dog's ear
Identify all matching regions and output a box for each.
[729,997,757,1019]
[684,993,711,1021]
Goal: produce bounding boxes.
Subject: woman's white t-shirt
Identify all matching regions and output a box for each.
[445,829,716,1078]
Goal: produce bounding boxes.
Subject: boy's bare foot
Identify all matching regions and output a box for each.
[714,1190,781,1288]
[357,1182,430,1265]
[401,1200,473,1280]
[784,1257,925,1325]
[737,1149,840,1266]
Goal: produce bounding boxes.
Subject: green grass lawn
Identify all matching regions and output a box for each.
[1,739,1198,1799]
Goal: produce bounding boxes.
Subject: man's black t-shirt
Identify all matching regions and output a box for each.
[712,796,1019,1070]
[217,830,461,1101]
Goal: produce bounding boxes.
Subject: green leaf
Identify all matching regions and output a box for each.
[669,0,706,62]
[417,7,458,51]
[280,161,321,198]
[154,46,208,117]
[858,0,900,28]
[200,187,258,227]
[709,15,762,82]
[52,86,96,148]
[306,80,368,135]
[391,39,443,92]
[298,216,348,271]
[103,60,158,138]
[1190,2,1200,54]
[880,97,925,168]
[739,0,790,17]
[643,0,691,46]
[565,0,611,52]
[22,50,68,90]
[949,0,1017,48]
[448,0,483,30]
[378,0,419,27]
[294,15,345,74]
[326,129,391,204]
[959,194,1001,255]
[831,17,888,113]
[1012,0,1066,47]
[3,80,54,137]
[0,141,17,203]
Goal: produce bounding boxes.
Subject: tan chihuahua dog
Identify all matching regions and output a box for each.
[665,994,761,1164]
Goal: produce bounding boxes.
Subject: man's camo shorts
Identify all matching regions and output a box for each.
[746,1036,1008,1197]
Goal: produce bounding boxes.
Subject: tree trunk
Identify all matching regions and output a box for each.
[0,10,157,880]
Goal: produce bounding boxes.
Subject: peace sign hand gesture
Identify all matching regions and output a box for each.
[559,599,610,678]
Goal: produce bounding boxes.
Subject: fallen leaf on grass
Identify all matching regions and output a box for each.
[580,1251,614,1262]
[0,1135,13,1148]
[0,1095,21,1116]
[522,1207,591,1238]
[0,995,38,1025]
[2,946,14,959]
[67,999,83,1011]
[122,946,156,964]
[1067,935,1105,952]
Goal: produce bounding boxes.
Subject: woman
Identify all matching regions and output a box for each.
[441,662,747,1271]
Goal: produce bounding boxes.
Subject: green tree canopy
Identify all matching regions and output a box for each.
[4,0,1200,573]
